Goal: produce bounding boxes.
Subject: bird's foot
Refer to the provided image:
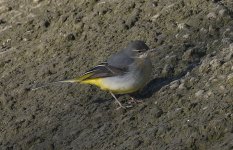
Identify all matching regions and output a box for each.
[114,101,133,110]
[128,97,143,104]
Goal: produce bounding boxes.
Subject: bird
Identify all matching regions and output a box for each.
[32,40,154,109]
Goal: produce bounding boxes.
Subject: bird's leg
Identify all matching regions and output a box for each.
[110,92,133,109]
[110,92,126,109]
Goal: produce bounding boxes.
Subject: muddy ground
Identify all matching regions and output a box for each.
[1,0,233,149]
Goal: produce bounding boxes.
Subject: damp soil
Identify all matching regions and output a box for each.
[1,0,233,149]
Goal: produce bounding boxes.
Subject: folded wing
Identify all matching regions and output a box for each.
[77,62,127,82]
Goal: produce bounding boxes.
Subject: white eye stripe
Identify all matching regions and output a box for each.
[132,49,141,52]
[132,49,146,52]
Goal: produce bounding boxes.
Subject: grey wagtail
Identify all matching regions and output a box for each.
[32,40,154,109]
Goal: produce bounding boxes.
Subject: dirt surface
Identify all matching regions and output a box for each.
[1,0,233,149]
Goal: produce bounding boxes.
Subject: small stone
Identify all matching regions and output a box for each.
[211,78,218,83]
[0,6,9,14]
[33,0,43,3]
[227,73,233,85]
[209,76,215,81]
[227,73,233,80]
[218,75,226,80]
[202,106,208,110]
[205,82,210,87]
[222,38,232,46]
[151,14,160,21]
[218,9,227,17]
[183,34,190,39]
[224,52,233,61]
[162,64,174,77]
[185,72,190,77]
[200,28,208,34]
[209,25,214,32]
[43,20,50,28]
[207,12,217,19]
[0,19,6,24]
[180,79,186,83]
[67,33,75,41]
[177,23,188,30]
[178,83,186,90]
[209,59,222,69]
[229,43,233,52]
[151,106,163,118]
[207,91,213,96]
[219,85,225,90]
[170,80,180,90]
[199,59,211,73]
[182,49,194,61]
[195,90,204,97]
[190,77,196,83]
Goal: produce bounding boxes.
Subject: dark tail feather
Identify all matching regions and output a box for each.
[30,80,75,91]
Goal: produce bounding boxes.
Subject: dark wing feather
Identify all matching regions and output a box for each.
[78,62,127,81]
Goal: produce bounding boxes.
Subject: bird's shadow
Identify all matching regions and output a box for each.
[132,62,200,99]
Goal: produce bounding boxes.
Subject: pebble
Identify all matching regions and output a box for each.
[218,75,226,80]
[200,28,208,34]
[218,9,227,17]
[67,33,76,41]
[151,106,163,118]
[0,6,10,14]
[182,49,194,61]
[178,83,186,90]
[151,14,160,21]
[227,73,233,80]
[222,38,232,46]
[162,64,173,77]
[209,75,216,81]
[183,34,190,39]
[33,0,43,3]
[209,59,222,69]
[202,106,208,110]
[229,43,233,52]
[177,23,188,30]
[207,91,213,96]
[219,85,225,91]
[224,52,233,61]
[190,77,196,83]
[195,90,204,97]
[199,60,210,73]
[169,80,180,90]
[42,20,50,28]
[207,12,217,19]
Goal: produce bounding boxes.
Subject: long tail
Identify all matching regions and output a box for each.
[30,80,76,91]
[31,72,94,91]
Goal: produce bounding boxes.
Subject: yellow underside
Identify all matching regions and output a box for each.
[80,78,139,94]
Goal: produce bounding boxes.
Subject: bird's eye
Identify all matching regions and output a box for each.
[138,49,146,53]
[133,49,145,53]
